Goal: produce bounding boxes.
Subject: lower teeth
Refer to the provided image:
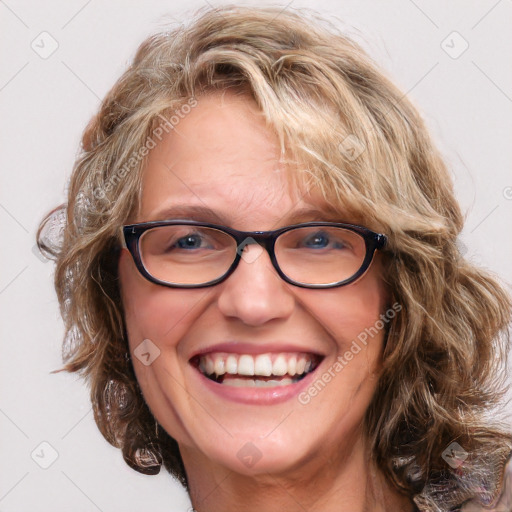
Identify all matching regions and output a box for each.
[222,377,295,387]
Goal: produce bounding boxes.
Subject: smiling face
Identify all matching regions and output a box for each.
[118,90,389,479]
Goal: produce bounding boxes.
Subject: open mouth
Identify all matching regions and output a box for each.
[191,352,323,387]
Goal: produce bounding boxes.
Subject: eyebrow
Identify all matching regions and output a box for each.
[146,204,345,226]
[148,205,225,223]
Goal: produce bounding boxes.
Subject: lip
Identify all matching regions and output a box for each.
[190,341,325,359]
[190,355,325,405]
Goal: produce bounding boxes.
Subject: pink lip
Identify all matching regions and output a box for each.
[191,359,324,405]
[190,341,324,359]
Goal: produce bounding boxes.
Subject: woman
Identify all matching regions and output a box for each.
[38,6,512,511]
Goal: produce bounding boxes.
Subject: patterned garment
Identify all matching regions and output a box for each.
[413,454,512,512]
[460,457,512,511]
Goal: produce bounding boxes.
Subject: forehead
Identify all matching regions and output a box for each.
[138,91,346,227]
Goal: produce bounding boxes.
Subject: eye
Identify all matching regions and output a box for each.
[301,231,346,250]
[141,225,234,260]
[303,232,329,248]
[174,233,210,250]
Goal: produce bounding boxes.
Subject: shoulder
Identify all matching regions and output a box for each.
[459,455,512,511]
[414,453,512,512]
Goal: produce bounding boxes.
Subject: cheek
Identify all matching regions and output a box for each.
[307,275,388,350]
[118,250,208,350]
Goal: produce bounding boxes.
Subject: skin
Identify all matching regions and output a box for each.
[118,90,414,512]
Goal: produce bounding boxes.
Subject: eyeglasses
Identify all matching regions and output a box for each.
[121,220,387,289]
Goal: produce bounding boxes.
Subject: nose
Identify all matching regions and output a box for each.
[217,243,295,326]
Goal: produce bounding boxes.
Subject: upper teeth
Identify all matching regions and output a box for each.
[198,352,315,378]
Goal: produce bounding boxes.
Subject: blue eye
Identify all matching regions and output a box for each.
[302,231,345,249]
[175,234,207,249]
[304,232,329,248]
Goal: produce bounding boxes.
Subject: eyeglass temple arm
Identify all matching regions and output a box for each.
[119,226,128,249]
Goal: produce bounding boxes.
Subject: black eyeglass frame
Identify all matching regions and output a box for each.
[121,220,388,289]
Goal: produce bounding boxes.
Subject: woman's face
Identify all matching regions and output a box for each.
[118,91,389,477]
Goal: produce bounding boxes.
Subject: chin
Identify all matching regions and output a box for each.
[202,436,311,477]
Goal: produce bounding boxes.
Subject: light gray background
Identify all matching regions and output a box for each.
[1,1,511,511]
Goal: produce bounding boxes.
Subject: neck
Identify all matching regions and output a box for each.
[181,435,415,512]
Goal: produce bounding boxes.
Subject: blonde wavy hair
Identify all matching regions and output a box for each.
[37,5,511,510]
